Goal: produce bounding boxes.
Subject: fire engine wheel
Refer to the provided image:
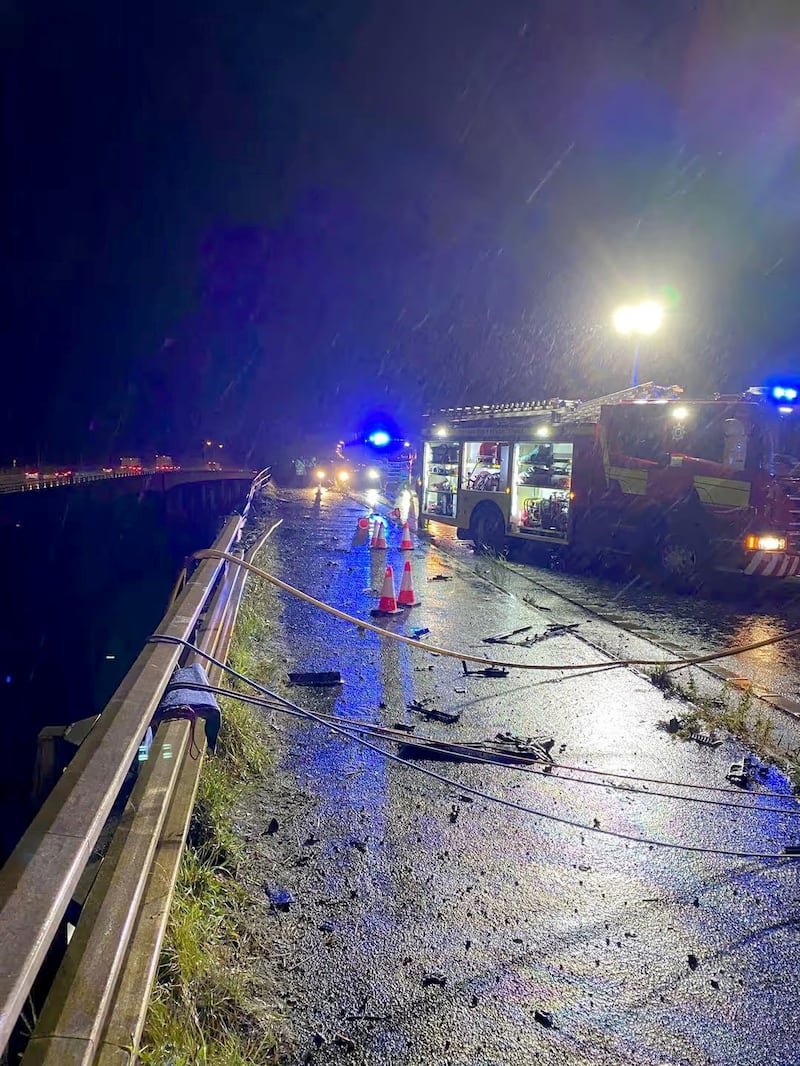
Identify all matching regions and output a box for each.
[471,502,507,555]
[658,536,705,588]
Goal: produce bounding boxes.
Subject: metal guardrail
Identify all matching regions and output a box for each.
[0,467,271,1063]
[0,468,258,495]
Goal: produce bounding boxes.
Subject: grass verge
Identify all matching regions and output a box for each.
[139,546,283,1066]
[649,664,800,790]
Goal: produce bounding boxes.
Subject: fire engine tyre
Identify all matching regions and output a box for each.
[658,534,707,589]
[470,502,507,555]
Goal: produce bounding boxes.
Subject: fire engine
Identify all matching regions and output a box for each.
[419,383,800,585]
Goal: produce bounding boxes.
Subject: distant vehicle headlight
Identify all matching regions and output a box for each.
[366,468,380,481]
[337,469,350,483]
[315,468,326,480]
[745,534,786,552]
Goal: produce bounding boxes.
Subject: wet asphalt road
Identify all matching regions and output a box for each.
[243,489,800,1066]
[495,540,800,705]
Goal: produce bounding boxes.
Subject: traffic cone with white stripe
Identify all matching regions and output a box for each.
[397,560,420,607]
[399,520,414,551]
[370,516,387,550]
[371,565,402,616]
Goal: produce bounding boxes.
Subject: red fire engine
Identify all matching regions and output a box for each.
[419,383,800,585]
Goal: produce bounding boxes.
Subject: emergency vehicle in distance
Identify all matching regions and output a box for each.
[419,383,800,585]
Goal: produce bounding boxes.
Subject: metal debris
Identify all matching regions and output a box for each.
[726,761,749,787]
[483,625,533,645]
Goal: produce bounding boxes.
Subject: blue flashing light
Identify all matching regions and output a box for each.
[368,430,391,448]
[772,386,798,402]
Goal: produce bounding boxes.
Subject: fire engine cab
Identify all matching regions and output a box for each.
[419,383,800,585]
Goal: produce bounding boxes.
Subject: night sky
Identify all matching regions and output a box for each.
[4,1,800,466]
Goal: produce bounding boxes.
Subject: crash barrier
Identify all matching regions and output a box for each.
[194,549,800,674]
[0,468,273,1064]
[0,467,259,494]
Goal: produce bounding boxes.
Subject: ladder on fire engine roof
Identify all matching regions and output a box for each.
[427,382,675,427]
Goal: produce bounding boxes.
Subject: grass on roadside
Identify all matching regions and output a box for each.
[139,551,283,1066]
[648,665,788,772]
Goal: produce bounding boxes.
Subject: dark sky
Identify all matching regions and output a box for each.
[3,0,800,464]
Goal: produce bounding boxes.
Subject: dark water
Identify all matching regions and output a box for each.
[0,487,229,861]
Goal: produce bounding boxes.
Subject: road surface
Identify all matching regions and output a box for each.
[238,488,800,1066]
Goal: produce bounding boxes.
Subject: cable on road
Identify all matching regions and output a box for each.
[166,678,800,818]
[193,549,800,675]
[148,634,800,861]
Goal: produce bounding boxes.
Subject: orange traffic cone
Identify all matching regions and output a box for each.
[351,516,370,548]
[397,560,420,607]
[371,565,402,615]
[399,520,414,550]
[370,516,387,550]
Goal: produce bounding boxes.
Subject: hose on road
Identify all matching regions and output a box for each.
[165,677,800,818]
[194,548,800,675]
[150,633,800,860]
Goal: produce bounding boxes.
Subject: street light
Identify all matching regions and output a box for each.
[613,300,664,386]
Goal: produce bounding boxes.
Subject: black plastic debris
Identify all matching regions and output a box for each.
[411,627,430,639]
[428,574,452,582]
[266,817,279,834]
[288,670,343,687]
[534,1009,554,1028]
[407,699,460,725]
[392,722,415,733]
[266,886,293,911]
[421,972,447,988]
[462,661,509,678]
[688,953,699,971]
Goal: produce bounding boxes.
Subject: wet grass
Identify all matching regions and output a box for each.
[139,541,283,1066]
[648,666,785,769]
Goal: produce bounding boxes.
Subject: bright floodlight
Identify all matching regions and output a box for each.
[613,306,637,335]
[613,301,664,336]
[636,300,663,335]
